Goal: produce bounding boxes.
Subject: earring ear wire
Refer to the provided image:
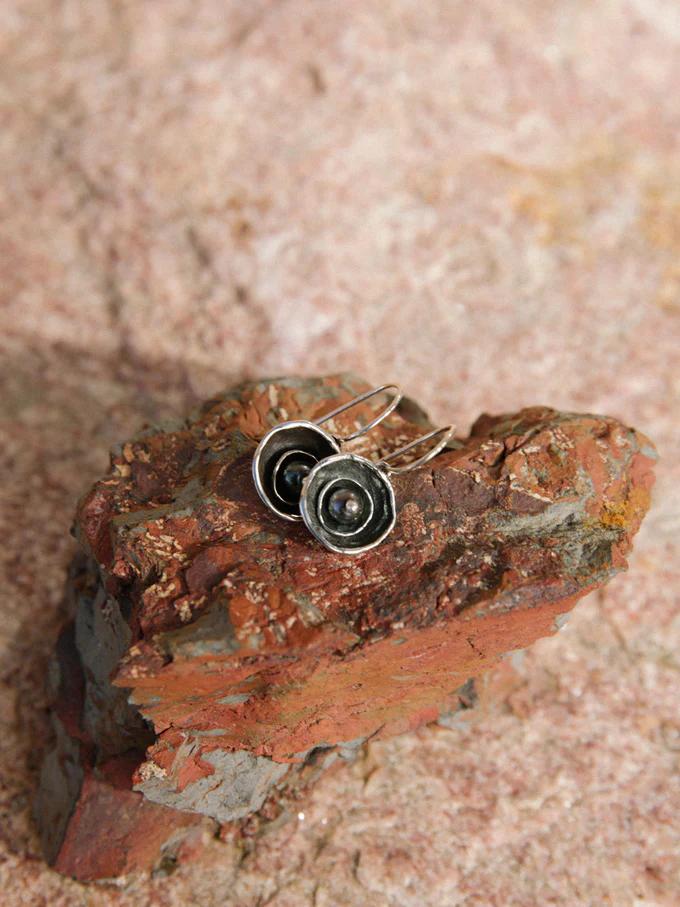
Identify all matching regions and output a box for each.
[252,384,402,522]
[379,425,455,475]
[315,383,402,441]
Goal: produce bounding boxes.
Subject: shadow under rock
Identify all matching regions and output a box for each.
[0,337,232,857]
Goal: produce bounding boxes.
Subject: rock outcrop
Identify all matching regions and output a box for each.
[36,374,656,880]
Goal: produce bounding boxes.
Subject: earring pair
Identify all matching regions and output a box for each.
[252,385,453,554]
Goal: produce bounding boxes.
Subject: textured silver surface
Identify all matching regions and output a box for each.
[300,453,396,554]
[252,421,340,521]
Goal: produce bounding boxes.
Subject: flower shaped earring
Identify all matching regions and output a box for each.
[253,386,455,554]
[299,425,454,554]
[252,385,402,521]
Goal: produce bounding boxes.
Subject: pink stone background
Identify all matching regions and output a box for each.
[1,2,678,904]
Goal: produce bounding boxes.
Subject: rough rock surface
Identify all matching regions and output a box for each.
[36,374,655,878]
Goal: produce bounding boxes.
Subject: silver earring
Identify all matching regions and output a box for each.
[299,425,455,554]
[252,385,402,521]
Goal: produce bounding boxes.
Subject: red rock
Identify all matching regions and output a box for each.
[37,374,655,879]
[53,751,212,882]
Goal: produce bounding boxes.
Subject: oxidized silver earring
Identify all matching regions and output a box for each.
[299,425,455,554]
[252,385,402,521]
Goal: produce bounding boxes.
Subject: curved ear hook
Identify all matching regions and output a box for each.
[379,424,455,475]
[315,384,402,442]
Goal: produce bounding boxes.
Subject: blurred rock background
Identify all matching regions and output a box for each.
[0,2,678,904]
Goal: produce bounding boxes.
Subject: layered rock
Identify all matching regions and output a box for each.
[37,374,656,879]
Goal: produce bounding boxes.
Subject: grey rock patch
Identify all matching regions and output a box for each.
[218,693,251,705]
[158,595,239,658]
[34,715,83,864]
[135,748,290,823]
[436,678,478,728]
[76,580,151,756]
[491,498,586,537]
[554,612,572,631]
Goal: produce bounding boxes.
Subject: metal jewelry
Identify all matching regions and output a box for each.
[299,424,455,554]
[252,384,402,521]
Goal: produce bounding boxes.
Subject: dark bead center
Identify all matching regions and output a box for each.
[278,458,313,502]
[327,487,365,525]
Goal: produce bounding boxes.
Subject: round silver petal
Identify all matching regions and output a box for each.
[300,454,396,553]
[252,421,340,521]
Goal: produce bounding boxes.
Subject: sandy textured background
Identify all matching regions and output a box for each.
[1,2,679,904]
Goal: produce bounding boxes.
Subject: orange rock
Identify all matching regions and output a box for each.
[38,375,656,879]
